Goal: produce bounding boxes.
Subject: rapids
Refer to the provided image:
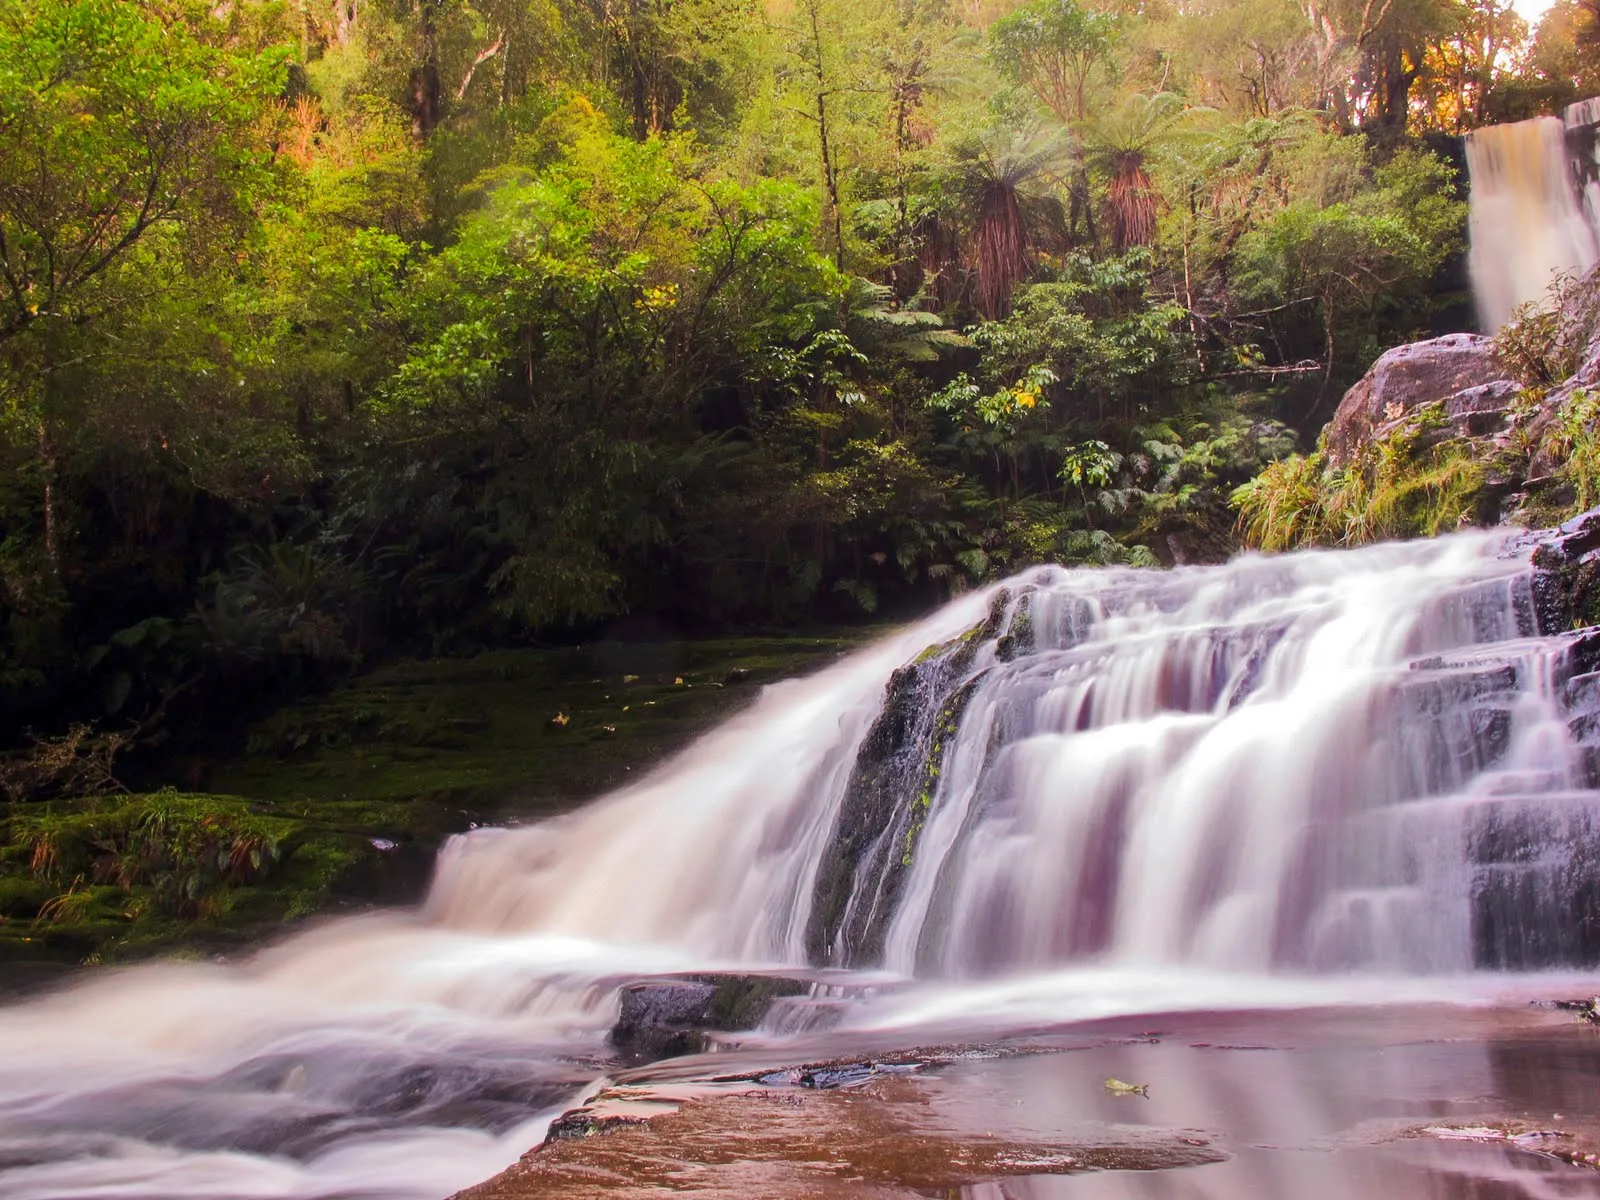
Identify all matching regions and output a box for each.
[4,531,1600,1198]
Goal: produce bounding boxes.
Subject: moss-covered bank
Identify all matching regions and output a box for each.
[0,633,873,982]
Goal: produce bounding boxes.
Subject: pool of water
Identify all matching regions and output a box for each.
[478,1003,1600,1199]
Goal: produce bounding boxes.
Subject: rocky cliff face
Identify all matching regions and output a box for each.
[1324,334,1521,469]
[1323,262,1600,516]
[1560,260,1600,392]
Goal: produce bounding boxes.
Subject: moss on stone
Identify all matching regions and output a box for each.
[995,593,1034,662]
[805,618,995,967]
[0,632,878,973]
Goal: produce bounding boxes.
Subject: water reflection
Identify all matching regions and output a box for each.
[883,1009,1600,1200]
[955,1143,1594,1200]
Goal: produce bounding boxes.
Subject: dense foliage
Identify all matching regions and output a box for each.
[0,0,1595,779]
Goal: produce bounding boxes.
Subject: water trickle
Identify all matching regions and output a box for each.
[4,532,1600,1197]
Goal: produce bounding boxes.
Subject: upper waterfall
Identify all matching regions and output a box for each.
[1465,100,1600,331]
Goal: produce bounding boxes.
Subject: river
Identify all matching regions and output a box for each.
[4,530,1600,1197]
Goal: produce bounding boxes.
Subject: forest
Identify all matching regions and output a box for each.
[1,0,1598,852]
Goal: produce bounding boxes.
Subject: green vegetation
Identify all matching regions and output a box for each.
[1234,262,1600,554]
[1549,388,1600,513]
[1,0,1596,961]
[1233,404,1488,550]
[0,633,866,966]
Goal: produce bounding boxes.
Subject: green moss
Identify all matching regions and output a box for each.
[898,689,976,868]
[0,632,881,969]
[913,623,982,666]
[995,594,1034,662]
[213,634,871,814]
[699,974,810,1029]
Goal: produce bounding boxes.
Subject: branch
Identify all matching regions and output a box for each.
[457,34,505,101]
[1211,358,1324,379]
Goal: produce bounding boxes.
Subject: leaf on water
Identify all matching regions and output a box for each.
[1103,1078,1150,1097]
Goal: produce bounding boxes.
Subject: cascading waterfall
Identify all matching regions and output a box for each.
[3,530,1600,1198]
[861,539,1590,978]
[1465,107,1600,331]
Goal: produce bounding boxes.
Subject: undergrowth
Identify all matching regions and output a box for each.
[1232,403,1486,549]
[1549,389,1600,512]
[2,791,290,923]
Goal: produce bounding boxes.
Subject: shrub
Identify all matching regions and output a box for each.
[1495,274,1583,388]
[1232,406,1486,549]
[4,791,288,921]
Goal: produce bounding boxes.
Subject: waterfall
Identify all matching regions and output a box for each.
[1465,108,1600,331]
[4,531,1600,1198]
[427,532,1600,979]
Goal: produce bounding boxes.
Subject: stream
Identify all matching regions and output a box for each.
[6,530,1600,1197]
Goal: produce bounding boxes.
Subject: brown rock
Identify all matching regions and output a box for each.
[1558,262,1600,389]
[1325,334,1522,467]
[451,1066,1222,1200]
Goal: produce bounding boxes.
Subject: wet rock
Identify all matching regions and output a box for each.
[1325,334,1521,468]
[610,974,812,1062]
[542,1109,651,1142]
[1551,996,1600,1023]
[803,657,985,967]
[751,1059,924,1090]
[1473,846,1600,970]
[1557,249,1600,390]
[802,585,1040,970]
[611,981,717,1060]
[1525,507,1600,632]
[994,592,1035,662]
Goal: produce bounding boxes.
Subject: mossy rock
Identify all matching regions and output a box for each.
[806,591,1025,968]
[0,632,880,975]
[611,973,813,1063]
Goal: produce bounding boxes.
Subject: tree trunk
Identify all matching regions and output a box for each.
[410,0,440,139]
[37,425,58,579]
[803,0,845,271]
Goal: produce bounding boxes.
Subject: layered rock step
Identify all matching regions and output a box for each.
[610,971,895,1063]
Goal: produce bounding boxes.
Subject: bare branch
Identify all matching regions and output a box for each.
[457,34,505,101]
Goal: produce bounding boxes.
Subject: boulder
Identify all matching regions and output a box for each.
[1325,333,1522,467]
[610,973,814,1062]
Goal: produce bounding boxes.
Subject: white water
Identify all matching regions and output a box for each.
[1466,113,1599,330]
[2,533,1598,1198]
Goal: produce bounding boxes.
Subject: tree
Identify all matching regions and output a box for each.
[1482,0,1600,119]
[946,120,1073,317]
[0,0,284,581]
[1235,140,1464,410]
[1415,0,1525,132]
[989,0,1115,129]
[1160,0,1320,118]
[989,0,1116,243]
[0,0,284,344]
[780,0,862,270]
[1086,91,1190,251]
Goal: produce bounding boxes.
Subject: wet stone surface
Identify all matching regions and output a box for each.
[455,1005,1600,1200]
[611,974,817,1062]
